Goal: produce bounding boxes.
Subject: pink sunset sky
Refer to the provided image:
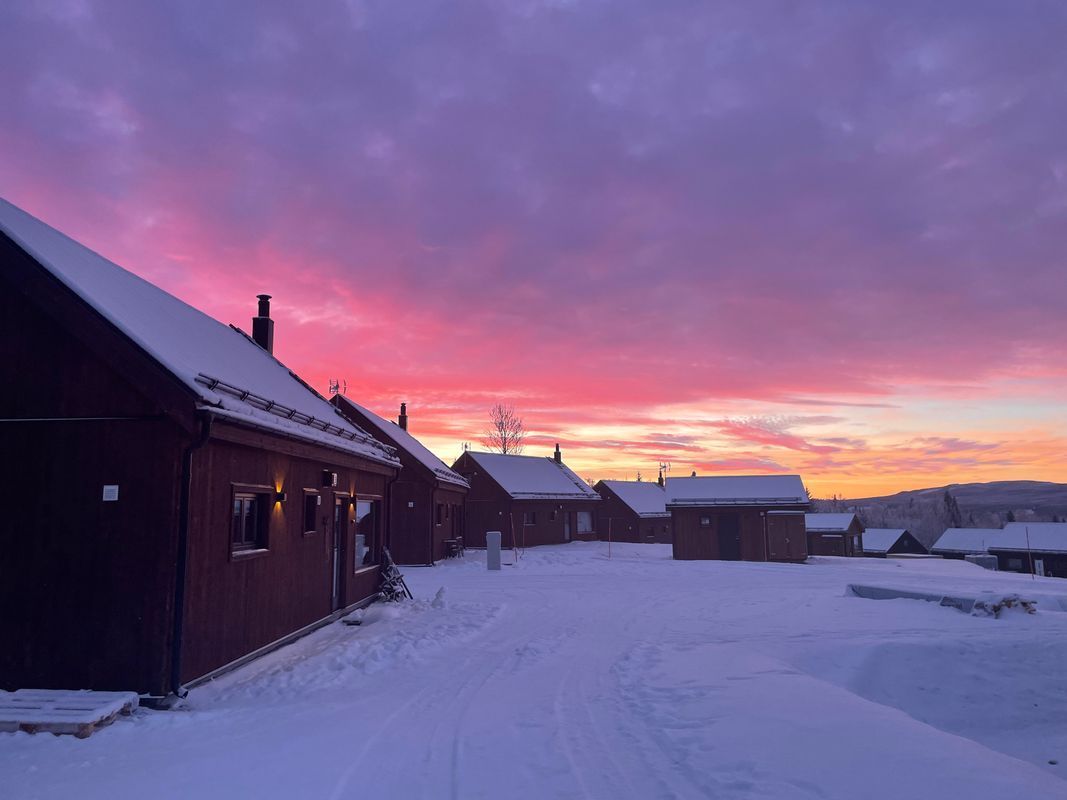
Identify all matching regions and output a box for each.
[2,1,1065,497]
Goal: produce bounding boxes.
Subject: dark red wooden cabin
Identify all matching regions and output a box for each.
[805,513,865,557]
[987,523,1067,578]
[0,198,400,699]
[332,396,468,565]
[860,528,928,557]
[452,447,600,548]
[594,480,671,543]
[667,475,809,562]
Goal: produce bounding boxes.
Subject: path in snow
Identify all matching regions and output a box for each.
[2,543,1066,799]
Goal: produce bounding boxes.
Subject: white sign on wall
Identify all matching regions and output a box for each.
[102,485,119,502]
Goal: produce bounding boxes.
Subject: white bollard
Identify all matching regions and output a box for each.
[486,531,502,570]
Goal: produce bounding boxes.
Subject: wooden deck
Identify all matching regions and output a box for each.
[0,689,138,737]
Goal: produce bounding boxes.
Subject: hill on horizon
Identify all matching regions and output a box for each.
[815,480,1067,548]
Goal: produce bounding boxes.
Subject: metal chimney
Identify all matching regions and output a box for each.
[252,294,274,354]
[554,443,562,464]
[398,402,408,431]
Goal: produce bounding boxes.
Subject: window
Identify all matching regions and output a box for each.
[232,492,268,553]
[436,503,445,526]
[576,511,593,533]
[1007,558,1023,571]
[355,498,381,570]
[551,509,559,522]
[523,511,537,526]
[303,491,320,534]
[699,516,712,528]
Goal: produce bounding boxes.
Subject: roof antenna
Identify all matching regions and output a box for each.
[328,379,347,396]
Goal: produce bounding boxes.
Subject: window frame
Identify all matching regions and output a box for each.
[576,510,593,534]
[523,510,537,526]
[230,483,273,559]
[353,495,383,575]
[303,489,321,536]
[699,515,712,528]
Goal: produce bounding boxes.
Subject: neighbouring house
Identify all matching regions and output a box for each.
[594,479,671,543]
[860,528,928,557]
[451,446,600,548]
[666,475,809,562]
[930,528,1002,560]
[988,522,1067,578]
[0,198,401,700]
[805,513,865,557]
[332,397,469,565]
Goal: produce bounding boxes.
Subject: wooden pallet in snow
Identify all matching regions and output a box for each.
[0,689,138,738]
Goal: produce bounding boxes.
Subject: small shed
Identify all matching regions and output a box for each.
[452,446,600,548]
[666,475,809,562]
[988,523,1067,578]
[594,480,671,543]
[805,513,864,557]
[930,528,1001,560]
[860,528,928,558]
[332,397,469,565]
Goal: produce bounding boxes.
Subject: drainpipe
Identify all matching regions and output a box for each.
[170,413,212,700]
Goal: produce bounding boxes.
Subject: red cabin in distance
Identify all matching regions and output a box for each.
[0,198,400,699]
[594,480,672,543]
[667,475,809,562]
[452,447,600,548]
[805,513,865,557]
[332,396,469,566]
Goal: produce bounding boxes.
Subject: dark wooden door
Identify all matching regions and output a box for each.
[718,513,742,560]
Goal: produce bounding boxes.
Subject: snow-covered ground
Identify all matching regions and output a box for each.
[4,543,1067,799]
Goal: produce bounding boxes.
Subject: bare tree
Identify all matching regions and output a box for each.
[482,404,526,454]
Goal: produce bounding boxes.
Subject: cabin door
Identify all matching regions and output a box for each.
[331,496,347,611]
[717,513,742,560]
[1035,558,1046,577]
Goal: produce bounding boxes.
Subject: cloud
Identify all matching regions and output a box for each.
[1,0,1066,493]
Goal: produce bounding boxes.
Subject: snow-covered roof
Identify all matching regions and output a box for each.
[0,197,399,467]
[931,528,1002,555]
[805,513,858,532]
[989,523,1067,554]
[598,481,669,518]
[861,529,910,554]
[332,396,468,489]
[665,475,807,507]
[463,451,600,501]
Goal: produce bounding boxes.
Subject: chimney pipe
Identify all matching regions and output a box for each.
[398,402,408,431]
[554,443,562,464]
[657,469,664,488]
[252,294,274,354]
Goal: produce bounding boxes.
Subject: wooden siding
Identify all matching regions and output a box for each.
[595,483,671,544]
[806,518,865,557]
[0,263,189,694]
[180,427,390,683]
[671,506,808,562]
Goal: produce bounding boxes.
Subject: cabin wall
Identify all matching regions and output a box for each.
[672,506,808,562]
[180,427,392,683]
[431,486,468,561]
[992,551,1067,578]
[0,275,187,694]
[888,534,929,556]
[388,479,433,565]
[806,520,864,558]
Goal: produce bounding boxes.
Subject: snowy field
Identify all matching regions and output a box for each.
[3,543,1067,799]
